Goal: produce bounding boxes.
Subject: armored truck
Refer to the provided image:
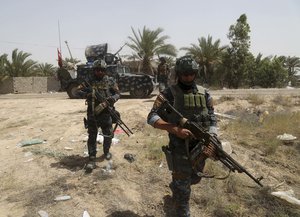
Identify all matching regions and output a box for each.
[57,43,156,99]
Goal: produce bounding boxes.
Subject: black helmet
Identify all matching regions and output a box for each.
[92,60,107,71]
[159,57,166,63]
[175,56,199,76]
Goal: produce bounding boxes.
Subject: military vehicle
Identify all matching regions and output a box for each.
[57,43,156,99]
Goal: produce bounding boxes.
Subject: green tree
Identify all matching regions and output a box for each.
[0,54,9,81]
[127,26,177,75]
[5,49,37,77]
[284,56,300,77]
[251,55,288,87]
[33,63,57,76]
[224,14,251,88]
[181,35,227,85]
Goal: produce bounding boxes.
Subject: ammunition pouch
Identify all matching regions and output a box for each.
[162,146,173,171]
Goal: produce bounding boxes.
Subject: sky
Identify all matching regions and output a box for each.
[1,0,300,66]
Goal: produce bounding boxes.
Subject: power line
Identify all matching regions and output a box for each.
[0,40,85,50]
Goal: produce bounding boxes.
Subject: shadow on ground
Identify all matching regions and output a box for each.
[50,155,105,171]
[106,210,154,217]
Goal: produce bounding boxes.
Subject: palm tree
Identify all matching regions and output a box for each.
[33,63,57,76]
[127,26,177,75]
[181,35,227,85]
[285,56,300,77]
[5,49,37,77]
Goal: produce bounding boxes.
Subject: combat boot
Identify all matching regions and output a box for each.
[85,156,96,173]
[105,152,112,160]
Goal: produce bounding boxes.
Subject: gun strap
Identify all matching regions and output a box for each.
[214,171,231,180]
[92,89,95,115]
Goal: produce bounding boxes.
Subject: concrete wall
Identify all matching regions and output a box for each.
[47,77,61,92]
[0,77,61,94]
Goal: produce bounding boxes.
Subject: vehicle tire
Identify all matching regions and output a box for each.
[146,86,154,96]
[66,83,82,99]
[130,88,148,98]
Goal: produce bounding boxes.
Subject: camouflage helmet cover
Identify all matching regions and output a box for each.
[175,55,199,75]
[92,60,107,70]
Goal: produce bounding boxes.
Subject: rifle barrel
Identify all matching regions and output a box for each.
[158,98,264,187]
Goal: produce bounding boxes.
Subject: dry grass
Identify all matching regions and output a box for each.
[245,94,264,106]
[139,104,300,216]
[272,95,293,107]
[215,95,235,105]
[226,110,300,155]
[0,169,21,192]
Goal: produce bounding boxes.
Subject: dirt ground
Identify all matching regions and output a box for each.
[0,88,299,217]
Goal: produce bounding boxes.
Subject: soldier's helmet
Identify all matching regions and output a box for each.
[159,57,166,63]
[92,60,107,71]
[175,55,199,76]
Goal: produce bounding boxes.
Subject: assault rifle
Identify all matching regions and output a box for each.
[84,79,133,137]
[156,95,263,187]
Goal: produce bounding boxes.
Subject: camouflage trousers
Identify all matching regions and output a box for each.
[168,138,206,217]
[87,111,113,157]
[170,167,204,217]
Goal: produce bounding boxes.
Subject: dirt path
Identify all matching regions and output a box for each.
[0,90,299,217]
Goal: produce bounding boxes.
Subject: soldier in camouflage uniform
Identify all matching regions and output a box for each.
[157,57,171,92]
[78,60,120,172]
[147,56,218,217]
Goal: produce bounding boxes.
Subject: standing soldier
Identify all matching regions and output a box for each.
[147,56,218,216]
[157,57,171,92]
[78,60,120,173]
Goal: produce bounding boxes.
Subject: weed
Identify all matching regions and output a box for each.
[145,139,165,161]
[272,95,292,107]
[246,94,264,106]
[29,148,67,159]
[215,95,235,104]
[226,111,300,155]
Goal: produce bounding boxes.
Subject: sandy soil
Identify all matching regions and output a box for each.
[0,89,299,217]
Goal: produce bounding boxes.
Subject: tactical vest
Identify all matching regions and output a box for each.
[88,76,112,108]
[170,85,210,129]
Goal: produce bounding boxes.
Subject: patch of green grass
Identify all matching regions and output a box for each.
[145,138,165,161]
[29,148,67,159]
[261,137,281,155]
[141,125,168,162]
